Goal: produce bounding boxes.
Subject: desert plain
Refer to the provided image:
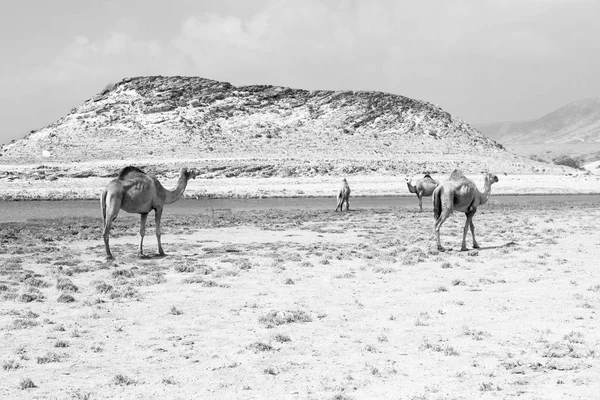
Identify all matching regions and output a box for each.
[1,175,600,400]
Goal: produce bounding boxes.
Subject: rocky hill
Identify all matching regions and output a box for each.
[475,98,600,164]
[0,76,564,177]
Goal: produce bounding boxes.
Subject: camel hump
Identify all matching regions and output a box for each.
[423,174,431,179]
[118,166,146,180]
[449,169,466,180]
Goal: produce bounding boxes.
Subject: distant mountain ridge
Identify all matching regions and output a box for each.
[0,75,563,175]
[475,98,600,145]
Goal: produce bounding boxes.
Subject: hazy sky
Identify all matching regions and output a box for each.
[1,0,599,144]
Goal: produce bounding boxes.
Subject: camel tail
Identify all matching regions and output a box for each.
[433,186,442,220]
[100,190,107,226]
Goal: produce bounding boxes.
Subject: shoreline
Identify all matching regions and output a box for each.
[1,173,600,201]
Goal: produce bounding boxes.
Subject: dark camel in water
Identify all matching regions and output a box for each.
[406,174,439,211]
[335,178,351,212]
[101,166,197,260]
[433,170,498,251]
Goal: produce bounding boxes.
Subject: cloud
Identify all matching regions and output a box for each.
[39,30,170,87]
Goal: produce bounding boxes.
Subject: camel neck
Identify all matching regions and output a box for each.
[478,180,493,205]
[406,182,416,193]
[164,173,188,205]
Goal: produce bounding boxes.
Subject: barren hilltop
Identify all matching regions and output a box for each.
[0,75,565,177]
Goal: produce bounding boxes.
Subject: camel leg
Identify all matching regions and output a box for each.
[468,211,479,248]
[460,214,470,251]
[345,197,350,211]
[434,211,449,251]
[102,195,121,261]
[417,193,423,212]
[335,196,342,212]
[138,213,148,258]
[155,207,165,256]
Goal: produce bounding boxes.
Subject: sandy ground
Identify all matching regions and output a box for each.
[1,173,600,200]
[1,199,599,399]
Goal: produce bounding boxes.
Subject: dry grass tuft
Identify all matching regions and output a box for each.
[259,310,312,328]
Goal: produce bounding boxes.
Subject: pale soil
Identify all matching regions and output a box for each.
[1,201,600,399]
[1,173,600,200]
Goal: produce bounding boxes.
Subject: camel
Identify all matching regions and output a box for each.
[335,178,351,212]
[406,174,439,211]
[100,166,198,260]
[432,170,498,251]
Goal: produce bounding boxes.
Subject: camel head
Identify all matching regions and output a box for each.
[485,173,499,185]
[181,167,199,181]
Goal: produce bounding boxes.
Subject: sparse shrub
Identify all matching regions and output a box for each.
[284,278,295,285]
[373,266,395,274]
[273,333,291,343]
[170,306,183,315]
[91,345,103,353]
[57,293,75,303]
[9,318,38,330]
[263,366,278,375]
[201,280,219,287]
[162,376,177,385]
[182,275,204,284]
[248,341,274,352]
[113,374,136,386]
[462,326,490,341]
[174,264,195,273]
[19,378,36,390]
[441,262,452,269]
[56,278,78,292]
[434,286,448,292]
[37,352,61,364]
[235,259,253,270]
[365,345,377,353]
[259,310,312,328]
[24,277,49,288]
[95,282,113,294]
[588,284,600,292]
[553,155,583,169]
[2,359,20,371]
[112,269,134,279]
[18,287,45,303]
[55,340,69,348]
[378,334,388,342]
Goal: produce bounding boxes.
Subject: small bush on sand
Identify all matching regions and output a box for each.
[95,282,113,294]
[9,318,39,330]
[56,278,78,292]
[36,352,62,364]
[259,310,312,328]
[19,378,36,390]
[2,359,21,371]
[113,374,137,386]
[111,269,134,279]
[174,264,195,273]
[170,306,184,315]
[57,294,75,303]
[273,333,291,343]
[248,341,274,352]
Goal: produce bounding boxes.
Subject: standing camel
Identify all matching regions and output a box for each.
[432,170,498,251]
[100,166,198,260]
[406,174,439,211]
[335,178,351,212]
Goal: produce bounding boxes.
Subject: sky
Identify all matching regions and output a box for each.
[1,0,599,144]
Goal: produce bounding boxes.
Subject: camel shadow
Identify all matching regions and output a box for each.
[473,241,518,251]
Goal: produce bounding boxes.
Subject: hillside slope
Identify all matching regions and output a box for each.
[1,76,562,175]
[476,98,600,145]
[475,98,600,164]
